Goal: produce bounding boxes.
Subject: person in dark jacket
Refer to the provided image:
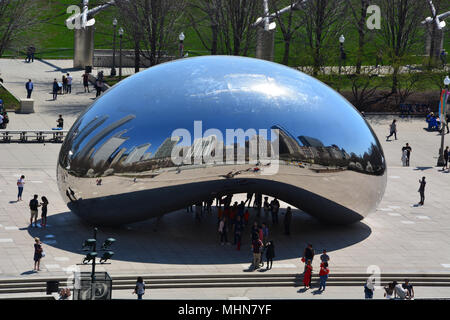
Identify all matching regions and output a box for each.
[25,79,33,98]
[303,244,314,272]
[418,177,426,205]
[284,206,292,235]
[265,240,275,270]
[52,79,59,100]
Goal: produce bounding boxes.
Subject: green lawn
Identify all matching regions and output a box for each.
[5,0,448,67]
[0,85,20,111]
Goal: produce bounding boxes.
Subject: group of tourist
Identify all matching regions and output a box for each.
[383,280,415,300]
[16,175,50,229]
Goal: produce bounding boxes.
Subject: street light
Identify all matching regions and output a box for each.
[339,35,346,74]
[179,32,185,58]
[80,227,116,300]
[110,18,117,77]
[437,75,450,166]
[118,27,124,80]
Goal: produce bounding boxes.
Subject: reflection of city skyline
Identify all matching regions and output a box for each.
[66,119,383,177]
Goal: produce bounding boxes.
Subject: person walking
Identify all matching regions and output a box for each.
[33,237,43,271]
[386,119,397,141]
[17,175,25,201]
[29,194,40,228]
[265,240,275,270]
[40,196,49,228]
[402,143,412,166]
[443,146,449,170]
[401,149,408,167]
[132,277,145,300]
[52,79,59,100]
[82,72,90,93]
[66,73,73,94]
[25,79,33,99]
[284,206,292,235]
[303,260,312,289]
[318,262,329,291]
[418,176,426,206]
[364,278,375,299]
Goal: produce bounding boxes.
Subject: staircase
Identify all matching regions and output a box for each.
[0,273,449,297]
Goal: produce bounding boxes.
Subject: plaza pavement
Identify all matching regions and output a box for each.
[1,59,450,299]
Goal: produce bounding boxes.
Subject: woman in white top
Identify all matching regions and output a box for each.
[17,175,25,201]
[133,277,145,300]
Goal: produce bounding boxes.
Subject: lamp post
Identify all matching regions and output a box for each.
[179,32,185,58]
[339,35,346,74]
[81,227,116,300]
[110,18,117,77]
[437,75,450,166]
[118,27,124,80]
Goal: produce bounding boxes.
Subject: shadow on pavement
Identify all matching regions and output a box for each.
[26,207,372,265]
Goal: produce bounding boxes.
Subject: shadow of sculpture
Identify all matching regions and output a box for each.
[27,207,372,265]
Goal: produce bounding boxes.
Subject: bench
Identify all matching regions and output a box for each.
[0,130,68,143]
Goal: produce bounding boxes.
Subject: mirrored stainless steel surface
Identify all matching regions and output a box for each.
[57,56,386,226]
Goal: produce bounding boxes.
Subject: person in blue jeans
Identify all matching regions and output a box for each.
[364,278,375,299]
[319,262,329,291]
[17,175,25,201]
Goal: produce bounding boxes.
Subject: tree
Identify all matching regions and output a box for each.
[270,0,304,65]
[115,0,187,66]
[298,0,347,76]
[346,0,371,74]
[376,0,426,93]
[0,0,46,57]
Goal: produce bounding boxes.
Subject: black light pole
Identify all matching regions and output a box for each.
[339,34,345,75]
[437,75,450,166]
[119,27,124,80]
[110,18,117,77]
[179,32,185,58]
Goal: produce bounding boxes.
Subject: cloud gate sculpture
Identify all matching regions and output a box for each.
[57,56,386,226]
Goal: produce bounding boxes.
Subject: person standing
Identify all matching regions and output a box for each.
[263,197,270,217]
[17,175,25,201]
[364,278,375,299]
[95,78,103,98]
[303,260,312,289]
[320,249,330,264]
[402,143,412,166]
[386,119,397,141]
[33,237,43,271]
[82,72,90,93]
[66,73,73,94]
[418,177,426,205]
[443,146,449,170]
[29,194,40,228]
[62,75,67,94]
[261,222,269,244]
[265,240,275,270]
[284,206,292,235]
[52,79,59,100]
[251,238,263,270]
[318,262,329,291]
[57,115,64,129]
[303,244,315,272]
[270,198,280,225]
[218,217,228,245]
[133,277,145,300]
[40,196,49,228]
[25,79,33,99]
